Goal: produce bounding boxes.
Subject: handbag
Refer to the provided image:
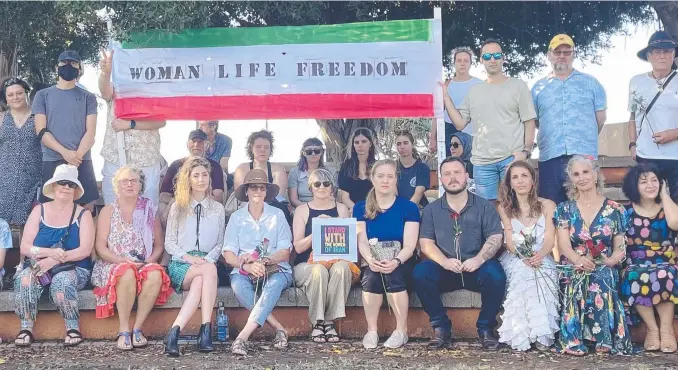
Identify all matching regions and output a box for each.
[361,240,402,267]
[241,259,280,281]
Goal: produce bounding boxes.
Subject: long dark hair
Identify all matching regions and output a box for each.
[395,130,419,159]
[296,137,325,171]
[342,127,376,179]
[498,160,542,219]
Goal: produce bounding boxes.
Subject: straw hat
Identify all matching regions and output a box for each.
[234,169,279,202]
[42,164,84,200]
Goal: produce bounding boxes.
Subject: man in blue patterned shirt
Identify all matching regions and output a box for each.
[532,34,607,204]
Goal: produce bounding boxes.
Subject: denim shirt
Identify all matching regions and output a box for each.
[222,203,292,275]
[532,70,606,161]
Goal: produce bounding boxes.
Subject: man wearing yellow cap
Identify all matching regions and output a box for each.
[531,34,607,204]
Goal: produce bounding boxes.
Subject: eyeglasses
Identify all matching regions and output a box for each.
[248,184,267,191]
[552,50,573,57]
[450,142,460,149]
[118,178,139,186]
[56,180,78,189]
[303,149,323,155]
[312,181,332,188]
[481,52,503,61]
[649,48,675,56]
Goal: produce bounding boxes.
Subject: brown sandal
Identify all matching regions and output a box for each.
[660,329,677,353]
[644,329,660,351]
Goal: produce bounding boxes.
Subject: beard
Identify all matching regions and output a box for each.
[443,181,467,195]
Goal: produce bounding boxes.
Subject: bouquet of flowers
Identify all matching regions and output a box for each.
[368,238,392,315]
[585,239,607,264]
[240,238,279,305]
[451,212,464,285]
[511,225,558,303]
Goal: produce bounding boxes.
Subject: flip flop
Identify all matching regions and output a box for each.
[64,329,84,347]
[132,328,148,348]
[15,330,34,347]
[117,332,133,351]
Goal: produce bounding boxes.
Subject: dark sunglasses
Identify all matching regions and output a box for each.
[248,184,267,191]
[56,180,78,189]
[312,181,332,188]
[450,142,460,149]
[303,149,323,155]
[481,52,503,61]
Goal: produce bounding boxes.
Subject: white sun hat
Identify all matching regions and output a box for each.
[42,164,84,200]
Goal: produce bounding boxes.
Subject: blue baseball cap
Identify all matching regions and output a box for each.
[58,50,81,63]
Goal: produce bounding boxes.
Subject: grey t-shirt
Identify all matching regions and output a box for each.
[419,192,502,261]
[288,167,314,203]
[32,85,97,161]
[458,77,536,166]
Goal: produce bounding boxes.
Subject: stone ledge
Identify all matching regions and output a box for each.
[0,286,480,312]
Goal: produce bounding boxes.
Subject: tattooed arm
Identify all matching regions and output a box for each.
[461,234,503,272]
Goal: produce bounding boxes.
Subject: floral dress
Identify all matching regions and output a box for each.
[91,198,172,318]
[621,207,678,324]
[554,199,634,355]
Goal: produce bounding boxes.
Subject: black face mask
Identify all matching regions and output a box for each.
[58,64,79,81]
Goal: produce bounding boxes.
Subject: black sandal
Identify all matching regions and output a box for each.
[311,323,326,343]
[324,323,340,343]
[64,329,84,347]
[15,330,34,347]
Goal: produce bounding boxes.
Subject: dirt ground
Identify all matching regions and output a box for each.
[0,339,676,370]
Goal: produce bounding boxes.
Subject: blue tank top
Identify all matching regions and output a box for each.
[33,205,92,270]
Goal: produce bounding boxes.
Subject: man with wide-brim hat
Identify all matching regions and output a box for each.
[233,169,280,202]
[627,30,678,201]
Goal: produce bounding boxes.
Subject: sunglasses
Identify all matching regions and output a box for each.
[450,142,460,149]
[248,184,267,191]
[552,50,573,57]
[303,149,323,156]
[481,52,503,61]
[56,180,78,189]
[312,181,332,188]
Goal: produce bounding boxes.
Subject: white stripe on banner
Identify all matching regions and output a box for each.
[111,41,439,98]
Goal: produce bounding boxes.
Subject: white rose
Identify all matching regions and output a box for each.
[522,225,535,236]
[512,233,525,246]
[368,238,379,247]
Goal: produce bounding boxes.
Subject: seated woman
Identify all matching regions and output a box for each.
[450,132,473,179]
[355,159,420,349]
[163,157,225,356]
[292,168,357,343]
[496,161,559,351]
[554,155,633,355]
[14,164,94,347]
[288,138,328,208]
[91,166,171,350]
[620,163,678,353]
[338,128,377,214]
[223,169,293,356]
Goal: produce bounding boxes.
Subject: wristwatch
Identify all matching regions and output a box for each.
[130,120,137,129]
[628,142,637,150]
[521,149,532,159]
[394,257,403,266]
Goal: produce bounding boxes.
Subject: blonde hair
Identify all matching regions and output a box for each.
[564,155,605,200]
[112,166,145,197]
[364,159,398,220]
[307,168,335,191]
[174,156,212,218]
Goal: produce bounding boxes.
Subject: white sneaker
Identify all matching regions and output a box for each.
[384,331,408,349]
[362,331,379,349]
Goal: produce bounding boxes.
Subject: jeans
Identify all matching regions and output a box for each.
[230,272,292,327]
[412,259,506,334]
[473,156,514,201]
[538,155,571,205]
[102,160,162,206]
[637,156,678,200]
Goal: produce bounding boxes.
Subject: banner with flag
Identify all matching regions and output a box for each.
[111,18,443,120]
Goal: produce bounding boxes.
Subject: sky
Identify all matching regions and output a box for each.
[79,23,658,180]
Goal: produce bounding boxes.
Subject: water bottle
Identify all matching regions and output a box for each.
[215,302,229,342]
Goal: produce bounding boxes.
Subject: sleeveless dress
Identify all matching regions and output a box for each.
[498,216,560,351]
[0,113,41,225]
[91,199,172,318]
[621,207,678,324]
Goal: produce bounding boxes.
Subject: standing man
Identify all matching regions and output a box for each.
[430,47,483,156]
[629,31,678,200]
[532,34,607,204]
[33,50,99,210]
[413,157,505,350]
[198,120,233,191]
[98,49,166,206]
[443,39,537,202]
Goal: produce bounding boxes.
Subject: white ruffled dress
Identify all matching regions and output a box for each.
[498,216,560,351]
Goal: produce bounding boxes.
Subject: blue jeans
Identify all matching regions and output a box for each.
[230,272,292,327]
[412,259,506,334]
[473,156,514,200]
[538,155,571,205]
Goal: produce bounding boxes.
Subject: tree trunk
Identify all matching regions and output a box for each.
[0,42,19,112]
[653,1,678,41]
[316,118,386,171]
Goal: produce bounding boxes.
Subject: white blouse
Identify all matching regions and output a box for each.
[222,203,292,275]
[165,198,225,263]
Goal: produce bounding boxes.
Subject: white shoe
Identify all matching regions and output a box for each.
[384,331,408,349]
[362,331,379,349]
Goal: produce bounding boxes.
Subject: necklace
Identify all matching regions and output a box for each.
[10,108,31,127]
[651,71,671,92]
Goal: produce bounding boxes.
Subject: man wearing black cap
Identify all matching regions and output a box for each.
[628,30,678,199]
[33,50,99,210]
[159,130,226,211]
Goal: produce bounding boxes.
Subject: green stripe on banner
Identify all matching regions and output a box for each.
[122,19,430,49]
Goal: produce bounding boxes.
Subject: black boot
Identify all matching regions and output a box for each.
[164,325,181,357]
[197,323,214,352]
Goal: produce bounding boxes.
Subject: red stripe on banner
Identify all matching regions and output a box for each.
[114,94,434,120]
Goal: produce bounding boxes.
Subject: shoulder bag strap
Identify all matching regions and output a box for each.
[59,204,78,244]
[638,70,677,137]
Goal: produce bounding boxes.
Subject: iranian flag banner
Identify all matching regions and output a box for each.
[111,17,443,121]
